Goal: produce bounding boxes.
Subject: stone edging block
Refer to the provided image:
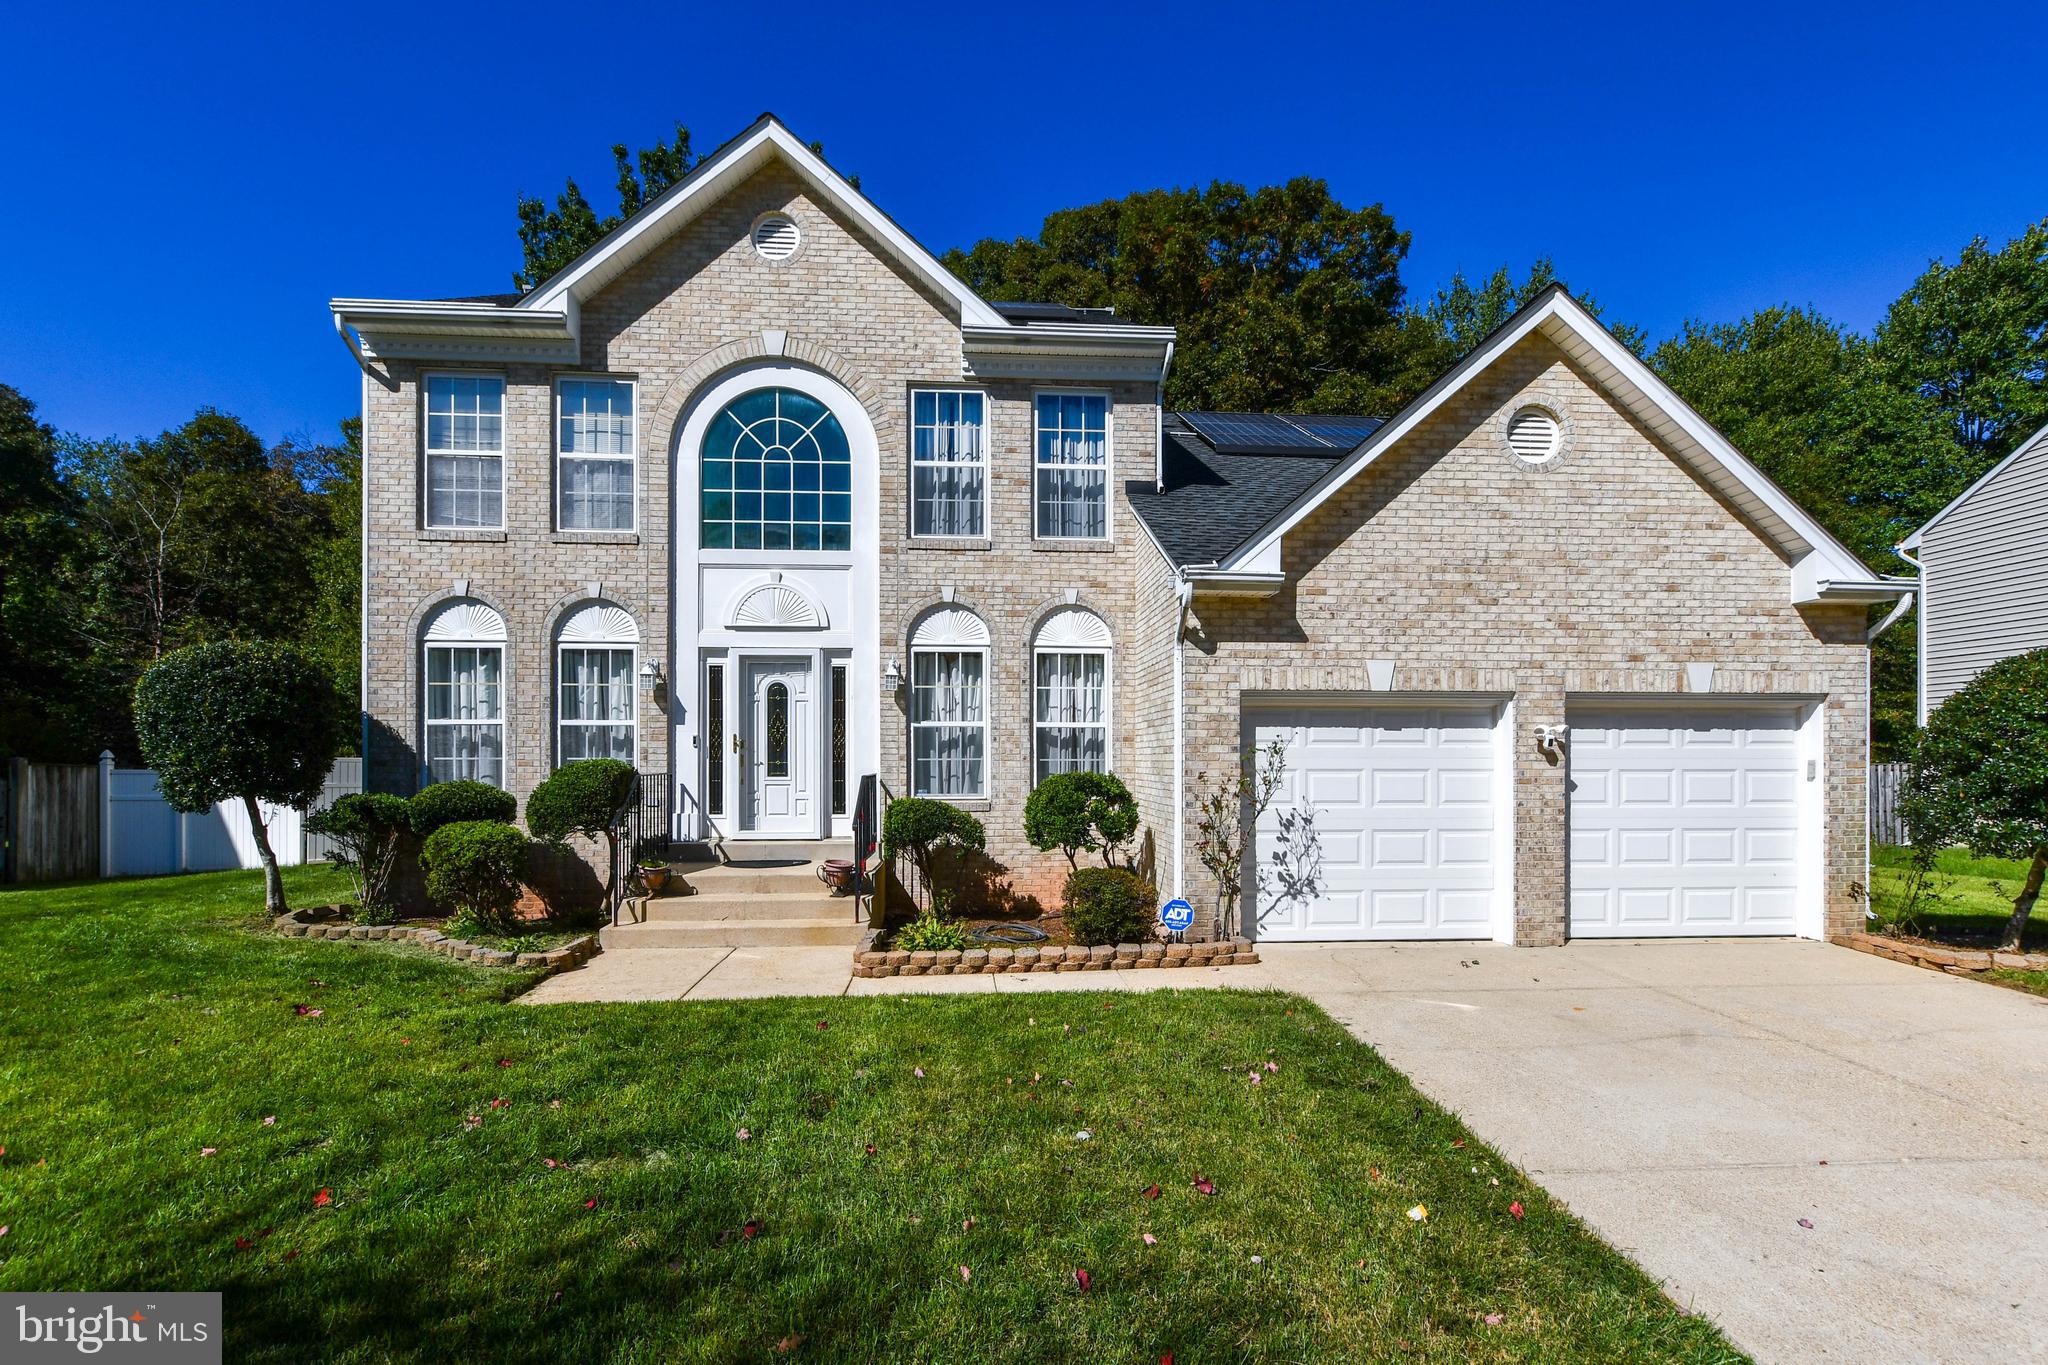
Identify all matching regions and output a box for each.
[855,938,1259,978]
[274,913,598,978]
[1838,931,2048,977]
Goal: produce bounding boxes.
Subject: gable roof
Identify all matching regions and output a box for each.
[517,113,1007,327]
[1192,286,1905,604]
[1126,415,1363,568]
[1900,417,2048,551]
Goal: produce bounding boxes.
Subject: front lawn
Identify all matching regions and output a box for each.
[1867,845,2048,995]
[0,868,1738,1363]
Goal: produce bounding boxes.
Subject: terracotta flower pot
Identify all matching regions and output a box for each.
[640,866,670,894]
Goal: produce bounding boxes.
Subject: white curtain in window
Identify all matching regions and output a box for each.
[559,647,635,762]
[911,650,985,796]
[425,645,505,785]
[913,391,986,536]
[426,376,504,528]
[1035,394,1107,538]
[1034,651,1106,779]
[559,379,635,530]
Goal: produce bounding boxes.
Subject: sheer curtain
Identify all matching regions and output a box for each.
[1035,394,1107,538]
[426,645,504,784]
[559,647,635,762]
[912,650,985,796]
[1034,651,1106,779]
[913,391,986,536]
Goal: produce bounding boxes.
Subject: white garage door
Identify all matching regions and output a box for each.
[1569,705,1808,938]
[1249,704,1499,941]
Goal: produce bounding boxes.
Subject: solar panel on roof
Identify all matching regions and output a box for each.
[1181,412,1337,454]
[1288,415,1385,447]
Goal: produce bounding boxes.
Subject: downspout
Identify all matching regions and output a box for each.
[334,314,371,372]
[1172,574,1193,898]
[358,369,371,791]
[1154,341,1174,492]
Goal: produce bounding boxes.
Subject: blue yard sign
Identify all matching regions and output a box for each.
[1159,898,1195,934]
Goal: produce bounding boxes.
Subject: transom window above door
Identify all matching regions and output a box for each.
[701,387,852,550]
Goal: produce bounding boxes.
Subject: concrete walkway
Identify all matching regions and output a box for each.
[521,937,2048,1363]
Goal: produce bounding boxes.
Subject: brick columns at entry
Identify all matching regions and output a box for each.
[1512,678,1569,947]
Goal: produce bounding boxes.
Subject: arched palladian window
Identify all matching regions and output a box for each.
[908,607,989,799]
[1033,607,1111,782]
[422,598,506,787]
[700,387,852,551]
[557,602,640,764]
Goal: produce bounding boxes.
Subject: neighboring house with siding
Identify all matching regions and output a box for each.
[1900,420,2048,722]
[330,113,1912,947]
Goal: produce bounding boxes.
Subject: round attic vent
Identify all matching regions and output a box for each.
[752,213,800,262]
[1506,405,1562,464]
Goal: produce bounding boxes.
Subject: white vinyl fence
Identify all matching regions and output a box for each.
[101,755,362,878]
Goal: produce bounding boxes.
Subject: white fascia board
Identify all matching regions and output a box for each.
[961,324,1174,382]
[1185,569,1286,598]
[520,117,1008,329]
[329,298,579,364]
[1791,555,1917,604]
[1216,289,1881,594]
[1900,417,2048,551]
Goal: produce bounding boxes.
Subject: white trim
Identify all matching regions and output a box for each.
[1901,417,2048,551]
[557,601,640,644]
[1214,289,1890,604]
[421,370,507,531]
[1034,606,1113,649]
[910,607,991,648]
[422,598,506,642]
[727,578,828,630]
[553,374,639,533]
[421,638,507,789]
[1031,645,1112,787]
[520,117,1008,328]
[907,387,991,540]
[1031,388,1114,543]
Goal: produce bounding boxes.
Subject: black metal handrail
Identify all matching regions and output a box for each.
[851,773,878,923]
[611,769,674,924]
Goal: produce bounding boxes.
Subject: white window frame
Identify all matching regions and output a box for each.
[554,375,638,532]
[422,371,506,530]
[555,643,638,766]
[422,641,506,787]
[1032,647,1112,784]
[1031,388,1114,542]
[909,647,988,800]
[908,387,990,539]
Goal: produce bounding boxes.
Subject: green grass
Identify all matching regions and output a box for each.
[0,868,1740,1363]
[1868,844,2048,994]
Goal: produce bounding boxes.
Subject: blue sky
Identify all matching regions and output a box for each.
[4,1,2044,445]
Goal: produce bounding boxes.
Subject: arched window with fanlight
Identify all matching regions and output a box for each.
[908,607,989,798]
[422,598,507,787]
[556,601,639,765]
[700,387,852,550]
[1032,607,1111,783]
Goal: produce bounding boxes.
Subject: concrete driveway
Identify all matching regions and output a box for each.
[1259,939,2048,1364]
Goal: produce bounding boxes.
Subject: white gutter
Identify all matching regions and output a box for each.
[1895,544,1927,725]
[334,314,370,372]
[1155,340,1175,492]
[1865,589,1916,643]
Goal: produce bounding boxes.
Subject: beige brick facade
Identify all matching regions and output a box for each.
[1172,334,1870,945]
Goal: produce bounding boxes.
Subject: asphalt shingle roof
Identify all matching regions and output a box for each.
[1125,413,1383,567]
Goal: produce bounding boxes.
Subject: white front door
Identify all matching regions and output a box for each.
[1568,704,1807,937]
[741,656,815,836]
[1248,703,1500,941]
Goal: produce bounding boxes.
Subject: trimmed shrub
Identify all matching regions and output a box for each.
[305,792,411,923]
[1024,771,1140,869]
[1063,866,1156,946]
[409,780,516,836]
[526,759,639,910]
[418,820,529,931]
[133,639,348,915]
[881,798,985,911]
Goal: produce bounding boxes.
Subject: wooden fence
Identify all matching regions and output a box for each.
[4,757,99,883]
[1870,761,1909,847]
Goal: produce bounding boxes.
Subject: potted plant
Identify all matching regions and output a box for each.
[637,859,671,894]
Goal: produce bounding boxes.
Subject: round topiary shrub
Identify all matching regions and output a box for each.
[880,798,985,911]
[409,779,516,837]
[304,791,412,924]
[525,759,639,908]
[1063,866,1156,946]
[1024,771,1140,869]
[418,820,530,932]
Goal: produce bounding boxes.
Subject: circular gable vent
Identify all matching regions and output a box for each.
[752,213,800,262]
[1506,405,1562,464]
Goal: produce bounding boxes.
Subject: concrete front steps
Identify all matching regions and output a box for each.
[600,840,866,950]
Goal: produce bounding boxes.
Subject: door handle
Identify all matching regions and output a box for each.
[733,733,744,754]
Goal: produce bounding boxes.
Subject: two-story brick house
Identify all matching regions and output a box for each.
[333,114,1911,946]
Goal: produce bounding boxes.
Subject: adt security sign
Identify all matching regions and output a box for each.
[1159,898,1195,934]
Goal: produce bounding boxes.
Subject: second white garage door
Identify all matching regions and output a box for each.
[1249,704,1502,941]
[1569,704,1809,938]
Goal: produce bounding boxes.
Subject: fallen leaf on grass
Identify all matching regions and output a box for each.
[958,1265,971,1282]
[1484,1313,1504,1326]
[543,1158,561,1169]
[1073,1268,1091,1292]
[1142,1183,1161,1200]
[1192,1176,1216,1197]
[1264,1061,1280,1073]
[311,1189,332,1208]
[233,1237,253,1251]
[816,1021,828,1030]
[864,1143,877,1156]
[962,1217,975,1231]
[1509,1201,1524,1220]
[463,1115,483,1131]
[497,1058,514,1069]
[200,1147,217,1158]
[1143,1233,1157,1246]
[740,1220,761,1241]
[261,1116,276,1127]
[1248,1072,1262,1084]
[292,1005,322,1018]
[777,1335,803,1353]
[282,1249,299,1261]
[489,1098,509,1111]
[913,1067,925,1079]
[583,1198,598,1211]
[0,1227,8,1238]
[1075,1130,1091,1141]
[737,1127,751,1142]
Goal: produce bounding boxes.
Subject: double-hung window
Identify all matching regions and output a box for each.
[558,378,636,531]
[425,645,504,785]
[558,646,636,762]
[425,375,504,528]
[911,650,985,798]
[911,390,986,537]
[1034,393,1109,539]
[1034,651,1108,780]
